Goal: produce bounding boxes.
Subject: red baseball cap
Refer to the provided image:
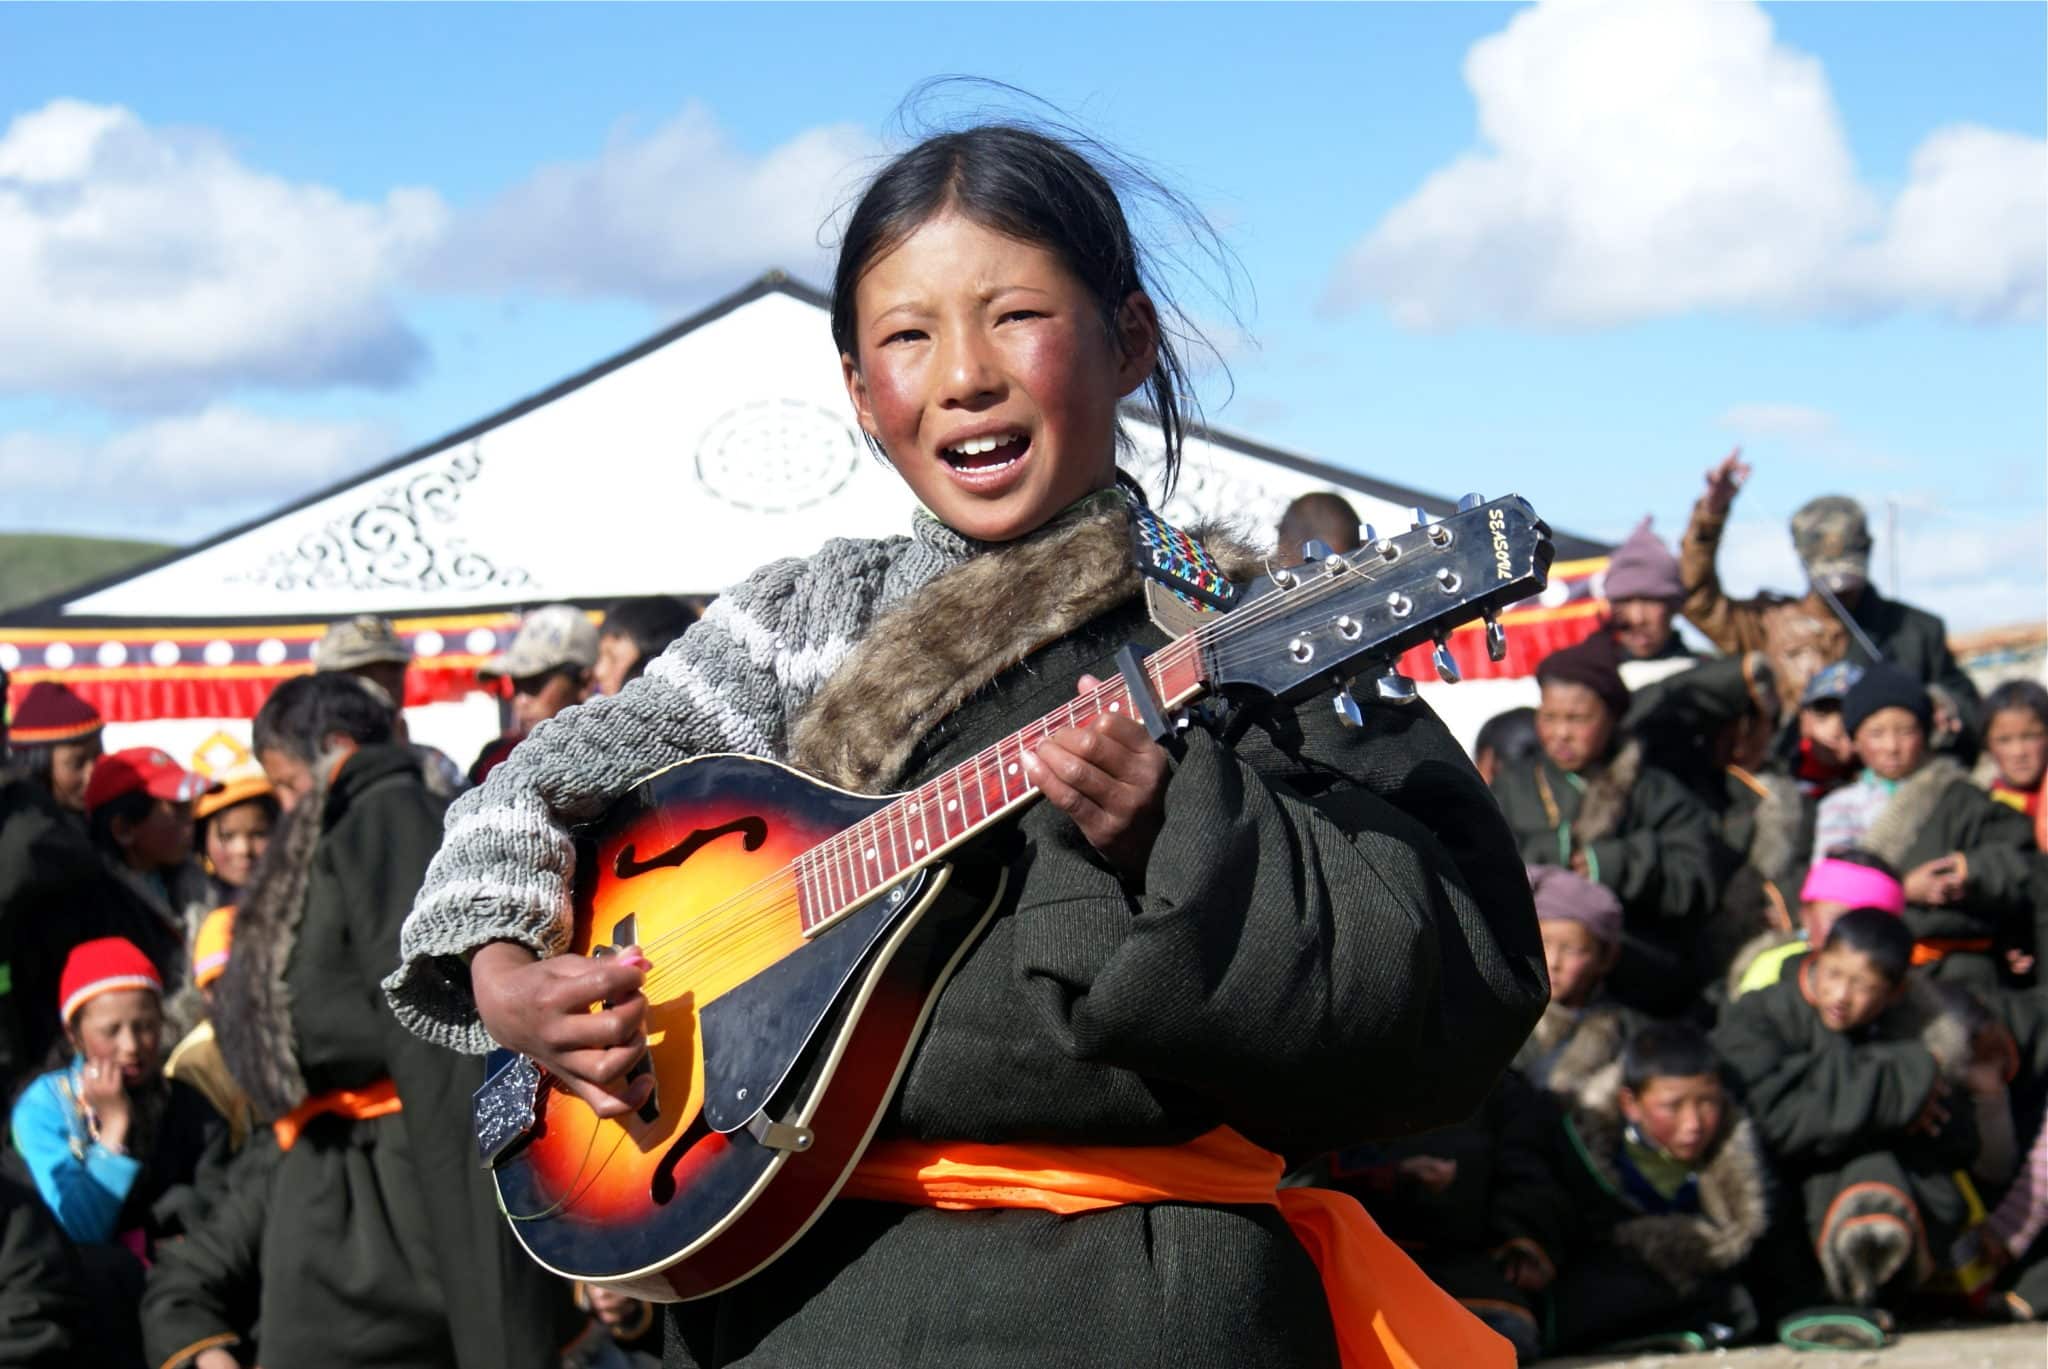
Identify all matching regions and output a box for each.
[82,747,217,814]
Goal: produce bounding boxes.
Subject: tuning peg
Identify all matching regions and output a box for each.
[1457,492,1485,512]
[1373,670,1419,705]
[1432,639,1461,684]
[1301,538,1333,564]
[1485,613,1509,663]
[1332,691,1365,728]
[1360,523,1378,545]
[1410,506,1431,530]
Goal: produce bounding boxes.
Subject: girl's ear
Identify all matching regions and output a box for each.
[1112,292,1160,396]
[841,354,880,442]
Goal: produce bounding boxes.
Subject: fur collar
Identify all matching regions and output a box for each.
[1570,741,1643,846]
[787,496,1258,793]
[213,763,331,1121]
[1515,1001,1629,1102]
[1861,757,1967,869]
[1567,1061,1771,1293]
[1735,767,1804,885]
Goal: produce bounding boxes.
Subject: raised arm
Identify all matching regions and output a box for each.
[1679,451,1770,657]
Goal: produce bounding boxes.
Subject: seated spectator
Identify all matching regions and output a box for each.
[1730,850,1906,999]
[593,595,699,697]
[9,938,226,1365]
[469,604,599,784]
[1473,706,1539,788]
[1983,680,2048,855]
[1599,517,1692,661]
[312,615,467,799]
[1784,661,1862,803]
[1501,1022,1767,1356]
[1492,635,1718,1014]
[190,769,274,910]
[83,749,218,1015]
[1514,865,1632,1101]
[1714,911,1980,1308]
[1275,490,1362,566]
[0,1155,87,1367]
[1308,1072,1557,1362]
[6,682,103,825]
[1812,666,2036,985]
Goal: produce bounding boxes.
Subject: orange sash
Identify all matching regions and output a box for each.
[1911,937,1993,967]
[273,1078,402,1151]
[843,1126,1512,1369]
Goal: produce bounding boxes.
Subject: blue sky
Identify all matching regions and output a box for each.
[2,1,2042,630]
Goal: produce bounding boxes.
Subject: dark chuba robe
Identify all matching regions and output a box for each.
[666,596,1548,1368]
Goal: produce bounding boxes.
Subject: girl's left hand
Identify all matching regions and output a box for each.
[1024,674,1171,883]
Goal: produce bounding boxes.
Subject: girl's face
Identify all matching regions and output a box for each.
[1540,919,1615,1009]
[1620,1074,1725,1167]
[1536,681,1614,774]
[1987,706,2048,791]
[1853,707,1926,782]
[119,798,195,872]
[48,737,102,813]
[1808,944,1902,1033]
[842,209,1158,543]
[205,800,273,890]
[67,989,163,1086]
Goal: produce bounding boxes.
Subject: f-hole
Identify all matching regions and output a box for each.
[613,816,769,880]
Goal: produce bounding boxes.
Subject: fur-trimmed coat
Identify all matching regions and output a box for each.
[1512,998,1635,1102]
[1497,1061,1771,1297]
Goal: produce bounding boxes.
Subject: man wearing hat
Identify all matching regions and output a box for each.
[1678,453,1980,731]
[1599,517,1693,661]
[468,604,598,784]
[312,615,467,799]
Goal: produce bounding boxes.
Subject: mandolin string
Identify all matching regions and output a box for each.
[626,545,1461,993]
[625,539,1488,991]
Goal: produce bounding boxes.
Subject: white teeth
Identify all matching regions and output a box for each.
[945,432,1021,458]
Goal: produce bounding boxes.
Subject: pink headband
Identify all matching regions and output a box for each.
[1800,859,1905,916]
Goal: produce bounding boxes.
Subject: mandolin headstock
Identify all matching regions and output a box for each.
[1200,494,1551,706]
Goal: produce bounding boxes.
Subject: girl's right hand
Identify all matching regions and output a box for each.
[79,1058,130,1149]
[470,940,654,1119]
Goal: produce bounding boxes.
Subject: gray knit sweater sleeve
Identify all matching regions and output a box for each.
[384,533,940,1053]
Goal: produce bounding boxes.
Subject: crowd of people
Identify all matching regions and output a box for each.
[0,122,2041,1367]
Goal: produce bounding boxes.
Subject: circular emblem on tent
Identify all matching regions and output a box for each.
[694,401,864,513]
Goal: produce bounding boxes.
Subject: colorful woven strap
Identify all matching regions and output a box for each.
[1129,502,1238,613]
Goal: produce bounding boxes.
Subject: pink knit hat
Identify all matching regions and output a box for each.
[1799,858,1905,916]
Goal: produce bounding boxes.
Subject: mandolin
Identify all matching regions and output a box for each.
[473,494,1552,1301]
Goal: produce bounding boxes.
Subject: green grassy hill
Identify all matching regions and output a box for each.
[0,533,175,617]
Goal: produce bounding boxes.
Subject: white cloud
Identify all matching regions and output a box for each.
[425,104,876,302]
[0,100,446,406]
[1717,404,1838,443]
[0,406,392,540]
[1329,0,2047,329]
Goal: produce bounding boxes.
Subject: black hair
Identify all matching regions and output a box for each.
[601,596,699,679]
[252,673,396,765]
[1621,1021,1720,1093]
[1820,907,1915,985]
[89,789,157,856]
[1986,679,2048,731]
[13,741,54,793]
[1819,845,1900,881]
[832,86,1240,500]
[196,791,280,854]
[1277,492,1363,558]
[1475,706,1541,765]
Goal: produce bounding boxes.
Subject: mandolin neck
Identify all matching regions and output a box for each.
[793,638,1209,935]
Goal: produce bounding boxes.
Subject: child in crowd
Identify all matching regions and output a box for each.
[1514,864,1634,1100]
[1811,666,2036,984]
[1493,635,1718,1014]
[190,768,275,909]
[10,938,226,1365]
[1473,706,1540,788]
[1982,680,2048,840]
[1787,662,1862,802]
[592,595,699,698]
[7,682,103,822]
[81,748,218,1022]
[1715,910,1981,1308]
[1730,849,1905,998]
[1502,1022,1768,1356]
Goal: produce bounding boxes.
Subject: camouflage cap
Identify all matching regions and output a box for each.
[1789,496,1872,587]
[481,604,600,681]
[312,615,411,671]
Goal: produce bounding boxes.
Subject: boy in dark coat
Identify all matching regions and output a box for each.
[1493,636,1719,1015]
[1715,910,1981,1308]
[1812,666,2037,985]
[183,674,586,1369]
[1501,1022,1769,1354]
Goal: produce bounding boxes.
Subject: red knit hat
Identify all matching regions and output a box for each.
[9,682,103,747]
[83,747,216,814]
[58,937,162,1023]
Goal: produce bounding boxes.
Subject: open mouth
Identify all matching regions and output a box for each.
[941,431,1031,480]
